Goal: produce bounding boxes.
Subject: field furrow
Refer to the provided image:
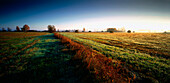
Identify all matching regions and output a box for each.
[0,32,94,83]
[59,32,170,83]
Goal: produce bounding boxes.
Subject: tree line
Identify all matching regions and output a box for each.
[1,24,135,33]
[0,24,57,33]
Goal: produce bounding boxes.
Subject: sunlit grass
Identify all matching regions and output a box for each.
[59,32,170,82]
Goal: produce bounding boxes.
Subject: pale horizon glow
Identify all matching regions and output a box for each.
[55,16,170,32]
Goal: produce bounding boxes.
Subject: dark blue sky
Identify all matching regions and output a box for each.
[0,0,170,31]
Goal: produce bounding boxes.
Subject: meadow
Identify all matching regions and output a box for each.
[0,32,169,83]
[59,32,170,83]
[0,32,93,83]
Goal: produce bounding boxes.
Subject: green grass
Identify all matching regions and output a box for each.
[0,32,50,58]
[59,32,170,83]
[0,33,93,83]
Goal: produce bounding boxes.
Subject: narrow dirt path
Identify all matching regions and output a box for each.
[0,34,94,83]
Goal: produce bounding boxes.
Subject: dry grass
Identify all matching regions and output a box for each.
[74,32,170,58]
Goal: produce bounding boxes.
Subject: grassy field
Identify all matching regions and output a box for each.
[0,32,50,59]
[59,32,170,83]
[0,32,169,83]
[0,32,94,83]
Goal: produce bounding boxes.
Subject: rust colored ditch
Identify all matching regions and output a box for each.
[54,33,136,83]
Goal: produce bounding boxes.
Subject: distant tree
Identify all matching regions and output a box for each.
[133,31,135,33]
[57,29,59,32]
[7,27,12,32]
[89,31,91,32]
[83,28,85,32]
[65,30,70,32]
[28,30,38,32]
[42,30,48,32]
[110,31,114,33]
[121,27,126,32]
[2,28,6,32]
[47,25,56,33]
[75,30,79,33]
[107,28,117,32]
[22,24,30,32]
[16,26,20,32]
[127,30,131,33]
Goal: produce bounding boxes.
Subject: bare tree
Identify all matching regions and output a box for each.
[121,27,126,32]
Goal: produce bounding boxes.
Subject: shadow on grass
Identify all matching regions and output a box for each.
[0,34,94,83]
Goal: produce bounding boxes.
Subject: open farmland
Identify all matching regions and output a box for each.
[59,32,170,83]
[0,32,169,83]
[0,32,50,59]
[0,32,94,83]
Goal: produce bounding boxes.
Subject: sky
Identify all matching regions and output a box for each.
[0,0,170,32]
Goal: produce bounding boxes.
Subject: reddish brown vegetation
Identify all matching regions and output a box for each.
[54,33,135,83]
[16,26,20,32]
[22,24,30,32]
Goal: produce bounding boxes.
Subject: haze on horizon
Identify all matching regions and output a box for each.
[0,0,170,32]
